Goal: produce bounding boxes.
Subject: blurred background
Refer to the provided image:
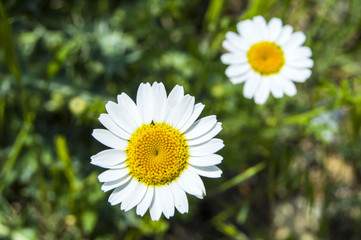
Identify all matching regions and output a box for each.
[1,0,361,239]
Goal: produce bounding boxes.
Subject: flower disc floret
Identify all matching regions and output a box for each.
[126,122,189,186]
[247,41,285,76]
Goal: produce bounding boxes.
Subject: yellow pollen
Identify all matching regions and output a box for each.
[247,41,285,76]
[126,122,189,186]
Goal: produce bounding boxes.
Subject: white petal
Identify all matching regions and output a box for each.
[189,138,224,156]
[243,74,261,99]
[286,58,314,69]
[157,185,175,219]
[169,181,188,214]
[220,52,247,65]
[179,103,204,133]
[121,182,148,212]
[282,31,306,50]
[136,82,154,124]
[236,19,258,44]
[286,46,312,60]
[90,149,127,168]
[98,168,129,182]
[162,85,184,123]
[173,95,195,130]
[98,114,131,140]
[185,115,217,140]
[225,64,251,77]
[117,93,142,128]
[277,25,293,46]
[149,187,163,221]
[107,180,131,205]
[268,17,283,41]
[168,95,195,128]
[108,177,138,206]
[281,67,312,82]
[253,16,268,40]
[136,186,154,217]
[167,85,184,106]
[189,165,222,178]
[222,39,241,52]
[101,175,131,192]
[250,27,263,42]
[268,77,284,98]
[254,79,271,105]
[236,19,251,36]
[187,122,222,146]
[230,71,252,84]
[106,162,127,169]
[176,168,206,199]
[281,79,297,96]
[225,31,249,51]
[92,129,128,150]
[188,154,223,167]
[105,101,135,134]
[152,82,167,123]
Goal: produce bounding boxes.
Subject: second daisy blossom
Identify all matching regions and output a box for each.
[221,15,314,104]
[91,82,224,221]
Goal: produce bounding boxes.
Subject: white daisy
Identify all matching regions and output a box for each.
[91,82,224,221]
[221,15,314,104]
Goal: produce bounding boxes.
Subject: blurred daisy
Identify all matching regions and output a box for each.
[221,15,313,104]
[91,82,223,221]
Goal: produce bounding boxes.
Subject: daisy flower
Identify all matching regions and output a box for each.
[221,15,313,104]
[91,82,224,221]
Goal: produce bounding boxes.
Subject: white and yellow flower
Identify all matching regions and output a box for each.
[91,82,223,221]
[221,15,313,104]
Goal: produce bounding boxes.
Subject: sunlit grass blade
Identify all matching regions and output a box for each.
[216,162,266,193]
[0,1,21,83]
[205,0,226,32]
[0,121,32,190]
[55,135,77,191]
[212,205,250,240]
[0,98,4,133]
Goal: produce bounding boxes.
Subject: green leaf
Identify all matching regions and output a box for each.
[81,210,98,235]
[283,106,330,125]
[0,223,10,238]
[47,39,77,79]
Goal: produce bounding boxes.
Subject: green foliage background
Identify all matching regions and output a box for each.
[1,0,361,239]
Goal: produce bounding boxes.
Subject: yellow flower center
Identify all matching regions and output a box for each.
[126,122,189,186]
[247,41,285,76]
